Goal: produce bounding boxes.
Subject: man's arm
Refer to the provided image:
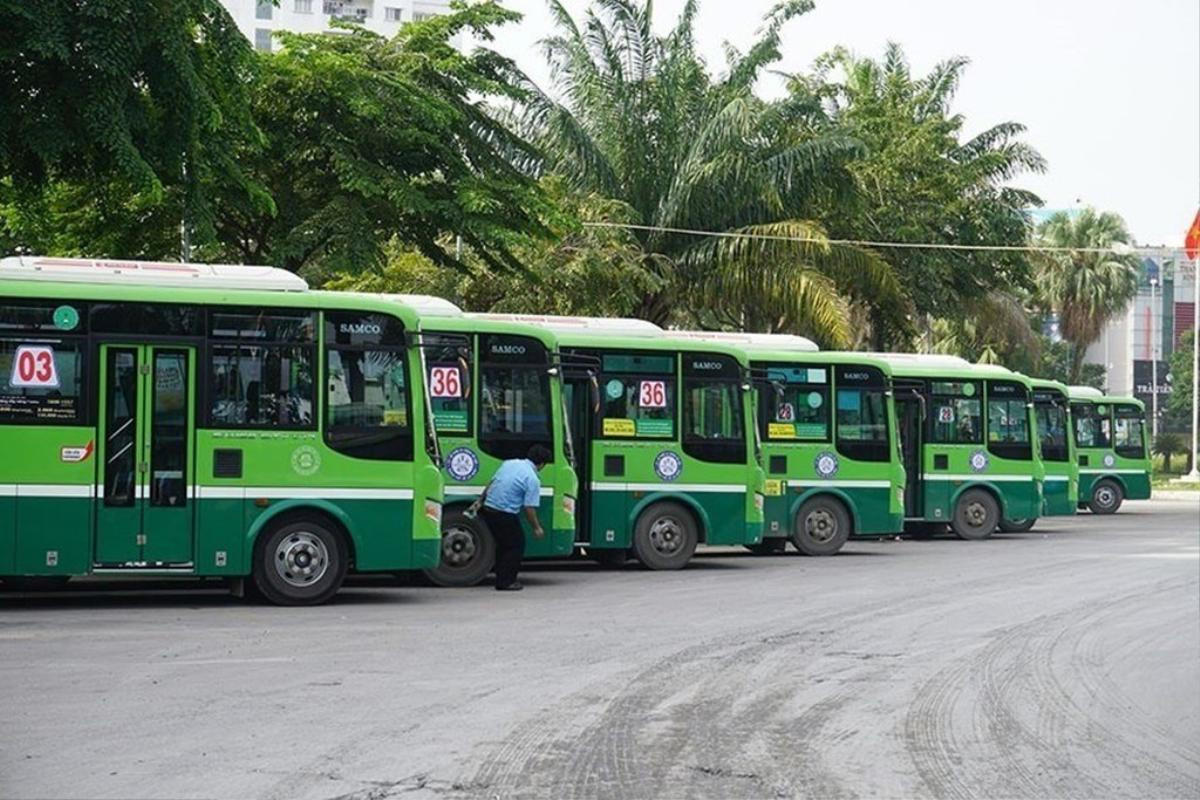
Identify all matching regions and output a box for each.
[522,472,545,538]
[523,505,545,539]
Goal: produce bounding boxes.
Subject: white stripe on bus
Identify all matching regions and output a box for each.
[443,486,554,496]
[1078,468,1147,474]
[789,479,892,488]
[196,487,416,500]
[589,482,746,493]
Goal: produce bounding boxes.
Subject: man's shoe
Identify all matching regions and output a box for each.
[495,581,524,592]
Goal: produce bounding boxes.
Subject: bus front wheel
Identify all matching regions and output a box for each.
[425,510,495,587]
[951,489,999,540]
[632,502,698,570]
[252,516,347,606]
[791,497,852,556]
[1088,479,1124,515]
[998,517,1037,533]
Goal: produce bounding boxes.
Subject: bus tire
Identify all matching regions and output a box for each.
[632,502,698,570]
[424,509,495,588]
[252,515,347,606]
[951,489,999,540]
[745,538,788,555]
[998,517,1037,533]
[791,496,852,556]
[1088,479,1124,515]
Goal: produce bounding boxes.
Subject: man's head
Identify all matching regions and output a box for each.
[527,444,552,470]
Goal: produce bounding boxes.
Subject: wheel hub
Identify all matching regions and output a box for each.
[274,531,330,588]
[1097,488,1114,507]
[648,516,684,555]
[441,527,478,568]
[805,509,838,543]
[964,501,987,527]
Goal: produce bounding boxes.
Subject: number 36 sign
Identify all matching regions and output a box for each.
[9,345,59,389]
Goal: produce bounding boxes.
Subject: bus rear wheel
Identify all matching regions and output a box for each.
[791,497,851,556]
[745,538,788,555]
[998,517,1037,533]
[252,516,347,606]
[425,509,495,587]
[632,502,698,570]
[1088,479,1124,515]
[951,489,999,540]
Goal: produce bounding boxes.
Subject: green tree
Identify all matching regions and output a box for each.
[1166,331,1195,470]
[519,0,907,347]
[1033,209,1140,383]
[0,0,262,251]
[211,5,551,277]
[802,43,1044,342]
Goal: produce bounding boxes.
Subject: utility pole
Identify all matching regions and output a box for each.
[1150,268,1159,439]
[1183,256,1200,481]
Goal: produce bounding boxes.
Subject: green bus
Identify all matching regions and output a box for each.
[881,354,1043,539]
[1002,376,1078,530]
[680,333,905,555]
[482,316,765,569]
[1068,386,1152,513]
[0,256,445,604]
[368,297,578,586]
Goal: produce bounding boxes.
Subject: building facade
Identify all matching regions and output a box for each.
[220,0,452,51]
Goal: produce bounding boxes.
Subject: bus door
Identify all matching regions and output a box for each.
[95,344,195,565]
[562,376,594,542]
[894,382,925,517]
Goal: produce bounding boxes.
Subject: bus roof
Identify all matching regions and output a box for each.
[668,330,820,352]
[857,352,1031,384]
[0,255,307,292]
[471,312,663,336]
[1024,375,1070,395]
[549,330,750,361]
[1068,386,1144,408]
[1068,385,1105,399]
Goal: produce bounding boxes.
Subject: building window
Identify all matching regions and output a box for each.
[295,0,313,12]
[412,11,438,21]
[384,7,402,21]
[254,28,273,51]
[256,0,273,19]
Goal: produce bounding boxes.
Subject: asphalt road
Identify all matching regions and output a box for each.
[2,497,1198,800]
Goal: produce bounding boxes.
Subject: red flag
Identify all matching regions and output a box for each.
[1186,209,1200,260]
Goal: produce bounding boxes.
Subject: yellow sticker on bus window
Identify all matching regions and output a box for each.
[768,422,797,439]
[764,479,784,496]
[383,409,407,426]
[603,418,636,436]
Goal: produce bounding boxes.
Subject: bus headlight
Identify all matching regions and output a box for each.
[563,495,576,516]
[754,492,765,514]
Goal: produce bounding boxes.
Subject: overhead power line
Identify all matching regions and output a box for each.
[580,221,1192,257]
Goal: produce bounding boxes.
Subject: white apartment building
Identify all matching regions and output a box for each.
[220,0,452,51]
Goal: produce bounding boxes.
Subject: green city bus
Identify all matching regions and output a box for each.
[881,354,1043,539]
[368,297,578,586]
[1068,386,1152,513]
[0,256,445,604]
[1003,376,1078,530]
[482,316,766,569]
[679,333,905,555]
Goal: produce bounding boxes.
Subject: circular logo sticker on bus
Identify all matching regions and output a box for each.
[962,383,977,397]
[446,447,480,482]
[814,451,839,479]
[1103,453,1116,467]
[291,445,321,476]
[969,449,990,473]
[605,379,624,400]
[807,391,823,409]
[53,305,80,331]
[654,451,683,482]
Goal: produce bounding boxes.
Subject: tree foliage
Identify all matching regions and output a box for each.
[1033,209,1140,382]
[518,0,908,347]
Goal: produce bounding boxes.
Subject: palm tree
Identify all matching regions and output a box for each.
[1035,209,1140,382]
[516,0,909,346]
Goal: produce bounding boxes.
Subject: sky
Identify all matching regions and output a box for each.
[478,0,1200,248]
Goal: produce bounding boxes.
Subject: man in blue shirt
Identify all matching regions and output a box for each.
[469,444,551,591]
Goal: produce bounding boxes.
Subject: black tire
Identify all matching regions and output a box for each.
[998,517,1037,533]
[632,501,698,570]
[1088,479,1124,515]
[424,509,495,588]
[791,496,852,556]
[744,538,789,555]
[591,548,629,569]
[252,516,347,606]
[951,489,1000,540]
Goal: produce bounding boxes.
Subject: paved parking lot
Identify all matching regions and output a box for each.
[2,497,1198,800]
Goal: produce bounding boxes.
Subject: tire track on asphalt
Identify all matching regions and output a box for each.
[904,576,1199,800]
[461,556,1085,799]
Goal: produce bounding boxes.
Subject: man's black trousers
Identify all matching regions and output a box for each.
[482,507,525,588]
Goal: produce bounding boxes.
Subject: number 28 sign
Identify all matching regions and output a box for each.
[9,345,59,389]
[429,366,462,398]
[638,380,667,408]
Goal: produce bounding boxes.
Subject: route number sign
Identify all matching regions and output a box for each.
[9,345,59,389]
[638,380,667,408]
[430,366,462,398]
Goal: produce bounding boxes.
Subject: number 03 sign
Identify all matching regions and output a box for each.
[9,345,59,389]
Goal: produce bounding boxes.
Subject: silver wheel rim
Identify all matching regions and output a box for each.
[274,531,330,588]
[648,515,686,556]
[441,526,478,569]
[1096,486,1116,508]
[805,508,838,544]
[963,501,988,528]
